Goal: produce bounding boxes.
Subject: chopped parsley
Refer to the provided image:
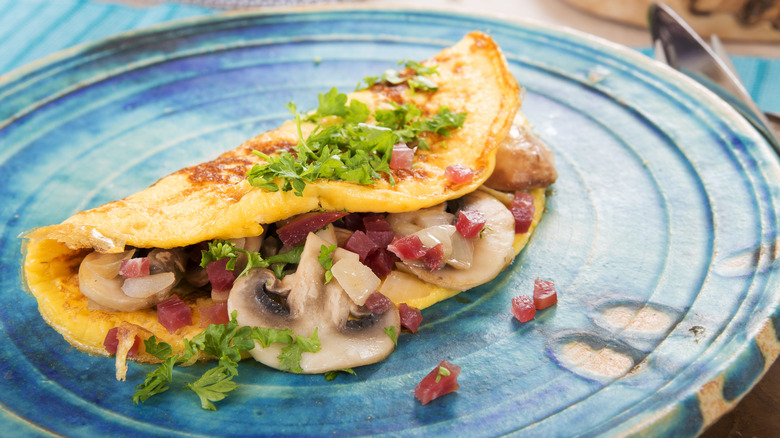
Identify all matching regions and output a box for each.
[318,244,337,283]
[435,365,451,383]
[359,59,440,92]
[247,63,466,197]
[384,325,398,346]
[200,239,303,279]
[132,312,322,410]
[324,368,356,381]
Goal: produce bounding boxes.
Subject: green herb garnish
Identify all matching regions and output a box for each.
[359,59,440,92]
[435,365,451,383]
[132,312,321,410]
[247,87,466,196]
[318,244,338,283]
[384,325,398,346]
[200,239,302,279]
[324,368,357,381]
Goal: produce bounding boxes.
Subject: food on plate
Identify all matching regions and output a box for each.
[414,360,461,405]
[511,278,558,322]
[20,31,556,381]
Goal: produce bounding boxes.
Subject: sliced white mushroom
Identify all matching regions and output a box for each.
[387,203,454,236]
[228,232,400,373]
[393,191,515,291]
[78,248,187,312]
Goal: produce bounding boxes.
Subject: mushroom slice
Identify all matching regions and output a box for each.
[228,233,400,373]
[78,248,187,312]
[396,191,515,291]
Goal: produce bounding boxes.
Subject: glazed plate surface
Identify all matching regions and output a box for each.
[1,7,779,437]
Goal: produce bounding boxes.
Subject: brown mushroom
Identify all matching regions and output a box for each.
[485,113,557,191]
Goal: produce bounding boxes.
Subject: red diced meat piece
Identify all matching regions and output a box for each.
[364,291,395,314]
[414,360,461,405]
[455,209,486,238]
[344,230,380,262]
[103,327,141,357]
[119,257,150,278]
[365,248,395,278]
[511,191,535,234]
[157,295,193,334]
[390,143,415,170]
[444,164,474,185]
[277,211,349,246]
[388,235,427,259]
[422,244,444,271]
[399,303,423,333]
[511,295,536,322]
[200,302,230,327]
[367,230,396,248]
[533,278,558,310]
[363,214,392,232]
[342,213,365,231]
[206,258,236,291]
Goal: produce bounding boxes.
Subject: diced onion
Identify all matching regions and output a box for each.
[331,254,381,306]
[447,232,474,270]
[121,272,175,298]
[413,225,456,260]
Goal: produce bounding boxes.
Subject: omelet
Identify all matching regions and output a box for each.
[20,32,553,375]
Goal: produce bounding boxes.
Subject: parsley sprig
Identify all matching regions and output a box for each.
[247,87,466,197]
[318,244,337,284]
[200,239,303,279]
[132,311,321,410]
[359,59,440,92]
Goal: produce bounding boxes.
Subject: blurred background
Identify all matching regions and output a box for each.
[1,0,777,113]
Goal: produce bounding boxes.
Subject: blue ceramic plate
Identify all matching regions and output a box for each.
[1,7,779,437]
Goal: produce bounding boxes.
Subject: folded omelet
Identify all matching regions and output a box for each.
[21,32,554,375]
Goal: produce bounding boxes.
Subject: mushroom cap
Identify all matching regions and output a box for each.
[228,232,400,373]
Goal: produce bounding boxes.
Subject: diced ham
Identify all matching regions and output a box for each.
[342,213,365,231]
[277,211,349,246]
[511,295,535,322]
[363,214,392,232]
[344,231,380,262]
[390,143,415,170]
[422,244,444,271]
[444,164,474,185]
[206,258,236,291]
[533,278,558,310]
[200,302,230,327]
[455,209,486,238]
[119,257,150,278]
[364,291,394,314]
[388,235,427,259]
[399,303,423,333]
[364,248,395,278]
[367,230,396,248]
[511,191,535,234]
[157,295,192,333]
[103,327,141,357]
[414,360,461,405]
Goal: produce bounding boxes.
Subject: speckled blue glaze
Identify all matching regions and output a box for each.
[1,7,779,437]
